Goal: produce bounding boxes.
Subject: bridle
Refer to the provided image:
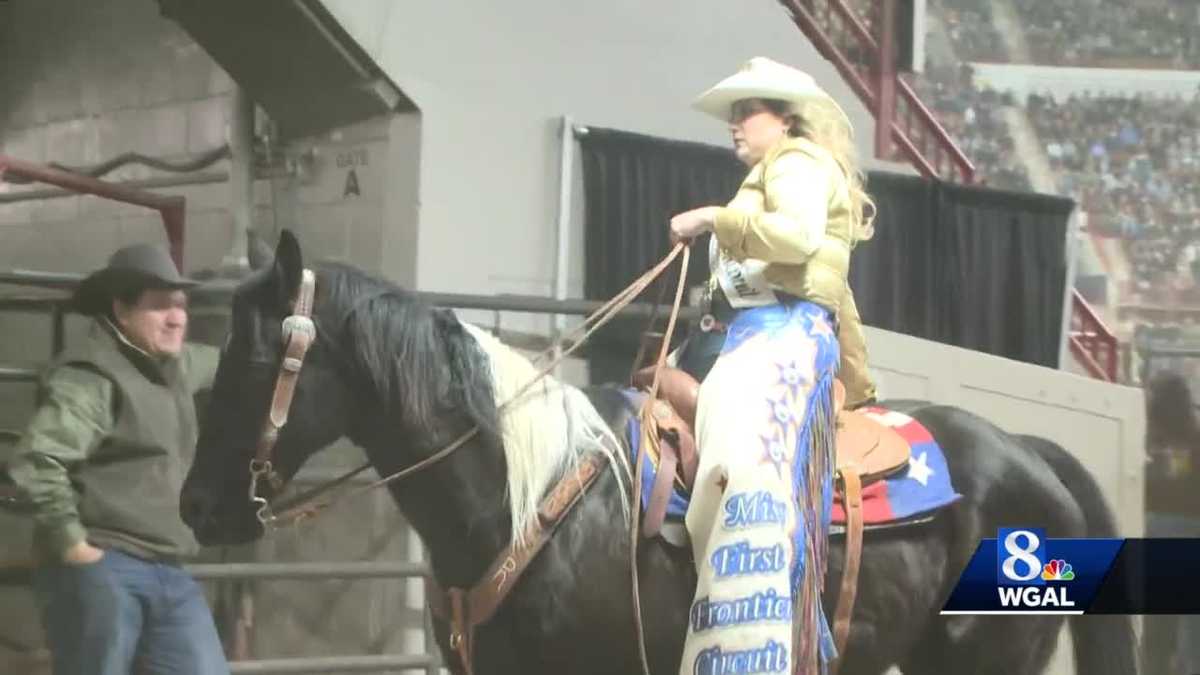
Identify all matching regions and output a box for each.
[248,268,317,524]
[243,249,691,675]
[245,245,689,531]
[238,250,690,675]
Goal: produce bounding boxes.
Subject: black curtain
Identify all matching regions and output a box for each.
[852,173,1073,368]
[578,127,745,382]
[581,127,745,300]
[579,127,1074,382]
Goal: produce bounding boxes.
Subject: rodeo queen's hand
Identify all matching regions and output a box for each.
[669,206,719,246]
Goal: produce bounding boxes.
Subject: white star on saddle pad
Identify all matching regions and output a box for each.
[907,451,934,486]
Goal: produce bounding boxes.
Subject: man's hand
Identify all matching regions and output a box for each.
[63,540,103,565]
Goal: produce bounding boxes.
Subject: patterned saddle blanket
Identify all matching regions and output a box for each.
[621,394,962,535]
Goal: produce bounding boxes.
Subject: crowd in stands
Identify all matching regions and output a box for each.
[907,63,1032,191]
[1028,92,1200,300]
[932,0,1200,69]
[1009,0,1200,69]
[931,0,1007,63]
[890,0,1200,384]
[836,0,1200,306]
[837,0,1028,189]
[918,0,1200,303]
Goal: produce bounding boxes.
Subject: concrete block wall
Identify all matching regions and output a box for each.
[0,0,236,275]
[0,0,397,280]
[269,116,393,274]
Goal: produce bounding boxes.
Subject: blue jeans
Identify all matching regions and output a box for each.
[33,548,228,675]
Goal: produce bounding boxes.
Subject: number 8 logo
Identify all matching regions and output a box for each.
[1002,530,1042,582]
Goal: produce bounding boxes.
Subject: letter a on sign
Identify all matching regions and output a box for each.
[343,169,361,198]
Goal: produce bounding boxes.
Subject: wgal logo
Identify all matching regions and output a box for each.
[941,525,1122,615]
[995,528,1075,609]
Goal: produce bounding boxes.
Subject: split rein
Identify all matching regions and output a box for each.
[246,243,692,530]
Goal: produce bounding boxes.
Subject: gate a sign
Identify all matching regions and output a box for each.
[337,148,368,198]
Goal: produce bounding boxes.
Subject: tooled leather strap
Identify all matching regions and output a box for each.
[446,589,474,675]
[642,396,701,539]
[832,466,864,667]
[428,452,607,674]
[430,246,689,675]
[641,412,678,540]
[252,269,316,486]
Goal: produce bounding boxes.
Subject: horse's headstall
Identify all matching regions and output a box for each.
[281,314,316,345]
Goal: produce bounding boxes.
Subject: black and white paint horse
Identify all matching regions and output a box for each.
[181,231,1136,675]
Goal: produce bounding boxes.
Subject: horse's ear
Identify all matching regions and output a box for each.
[247,229,274,271]
[272,229,304,306]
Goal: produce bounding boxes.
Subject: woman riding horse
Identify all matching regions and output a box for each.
[666,57,876,675]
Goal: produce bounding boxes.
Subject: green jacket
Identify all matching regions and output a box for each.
[6,319,219,562]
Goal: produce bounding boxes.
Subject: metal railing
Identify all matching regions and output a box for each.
[0,155,188,270]
[0,562,443,675]
[196,562,442,675]
[1068,288,1118,381]
[230,655,438,674]
[0,367,39,383]
[776,0,976,183]
[188,561,429,581]
[0,268,697,319]
[0,269,698,382]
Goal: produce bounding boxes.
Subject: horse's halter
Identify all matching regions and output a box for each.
[248,268,317,523]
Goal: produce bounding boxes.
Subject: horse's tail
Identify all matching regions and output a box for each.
[1020,434,1139,675]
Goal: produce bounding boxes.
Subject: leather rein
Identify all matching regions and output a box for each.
[246,246,690,675]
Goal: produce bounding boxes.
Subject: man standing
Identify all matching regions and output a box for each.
[6,243,227,675]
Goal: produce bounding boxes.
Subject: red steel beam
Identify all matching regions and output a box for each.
[1068,337,1112,381]
[0,155,187,271]
[827,0,879,51]
[1070,288,1118,381]
[781,0,879,109]
[874,0,897,161]
[895,79,976,183]
[782,0,971,183]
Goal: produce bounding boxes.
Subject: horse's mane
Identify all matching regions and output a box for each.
[318,262,502,447]
[317,263,627,545]
[1145,369,1200,453]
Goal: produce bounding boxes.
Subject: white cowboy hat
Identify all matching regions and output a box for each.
[692,57,850,128]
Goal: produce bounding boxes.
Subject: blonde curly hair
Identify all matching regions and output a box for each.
[761,98,877,243]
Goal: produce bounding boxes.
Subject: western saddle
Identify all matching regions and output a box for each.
[631,364,911,661]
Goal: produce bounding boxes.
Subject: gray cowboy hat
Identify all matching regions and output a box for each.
[73,243,196,315]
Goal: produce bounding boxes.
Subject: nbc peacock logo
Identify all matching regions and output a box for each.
[1041,559,1075,581]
